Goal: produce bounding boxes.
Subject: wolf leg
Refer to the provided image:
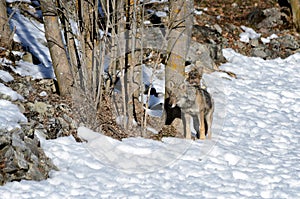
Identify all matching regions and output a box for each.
[183,113,192,139]
[193,116,199,139]
[199,111,206,140]
[205,106,214,139]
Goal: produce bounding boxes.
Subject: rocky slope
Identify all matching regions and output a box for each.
[194,0,300,64]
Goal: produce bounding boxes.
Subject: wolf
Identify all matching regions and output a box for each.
[165,68,214,140]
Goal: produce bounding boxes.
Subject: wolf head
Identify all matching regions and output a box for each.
[166,80,198,108]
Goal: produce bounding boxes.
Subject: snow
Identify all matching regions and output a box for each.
[1,47,300,198]
[11,60,55,79]
[239,25,261,43]
[261,33,278,44]
[3,7,56,80]
[194,9,203,16]
[0,99,27,131]
[143,20,151,25]
[8,8,54,71]
[6,0,31,3]
[0,83,24,101]
[0,70,14,82]
[155,11,167,18]
[77,126,195,173]
[1,4,300,198]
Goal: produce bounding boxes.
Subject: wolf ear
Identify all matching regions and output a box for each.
[179,83,186,90]
[166,80,174,88]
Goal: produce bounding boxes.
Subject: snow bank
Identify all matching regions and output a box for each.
[239,25,261,43]
[1,48,300,198]
[0,100,27,131]
[0,70,14,82]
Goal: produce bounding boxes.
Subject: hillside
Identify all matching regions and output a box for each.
[0,0,300,198]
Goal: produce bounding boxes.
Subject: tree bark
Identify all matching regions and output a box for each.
[291,0,300,32]
[0,0,12,49]
[40,0,73,97]
[165,0,194,114]
[166,0,193,79]
[165,0,193,132]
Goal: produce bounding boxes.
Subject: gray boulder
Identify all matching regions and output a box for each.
[0,128,57,185]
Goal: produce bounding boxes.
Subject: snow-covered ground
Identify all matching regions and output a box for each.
[8,7,55,79]
[1,4,300,198]
[1,48,300,198]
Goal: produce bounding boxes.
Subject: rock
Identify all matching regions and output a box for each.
[187,41,216,70]
[277,34,300,50]
[27,164,45,181]
[213,24,222,34]
[24,136,40,157]
[251,47,268,59]
[224,23,239,33]
[22,52,33,63]
[247,8,266,25]
[57,117,69,130]
[141,27,166,50]
[14,101,26,113]
[0,128,57,185]
[2,146,16,173]
[250,39,260,47]
[234,41,245,49]
[63,114,78,129]
[12,128,26,149]
[14,150,29,170]
[34,101,50,115]
[270,39,281,51]
[0,93,12,101]
[36,79,56,93]
[56,103,72,113]
[192,25,225,64]
[34,127,47,139]
[0,131,11,147]
[171,118,184,137]
[25,102,35,112]
[13,82,33,98]
[256,8,290,29]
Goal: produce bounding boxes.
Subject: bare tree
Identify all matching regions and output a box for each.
[166,0,193,82]
[0,0,13,49]
[291,0,300,31]
[40,0,73,97]
[38,0,194,137]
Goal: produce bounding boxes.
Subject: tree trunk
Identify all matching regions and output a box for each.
[0,0,12,49]
[165,0,193,131]
[166,0,193,79]
[291,0,300,32]
[40,0,73,97]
